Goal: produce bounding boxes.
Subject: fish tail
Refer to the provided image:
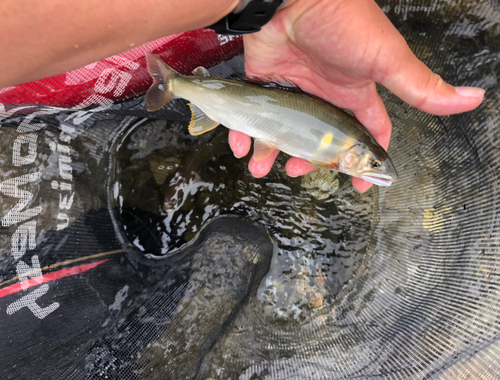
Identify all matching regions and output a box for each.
[145,52,178,112]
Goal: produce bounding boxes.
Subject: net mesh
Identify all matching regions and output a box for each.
[1,1,500,379]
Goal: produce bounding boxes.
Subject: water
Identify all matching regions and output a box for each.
[111,118,377,323]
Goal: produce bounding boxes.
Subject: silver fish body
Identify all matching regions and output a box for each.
[145,52,397,186]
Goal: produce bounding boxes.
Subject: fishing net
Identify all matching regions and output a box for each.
[1,1,500,379]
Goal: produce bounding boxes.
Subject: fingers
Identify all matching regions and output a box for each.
[229,132,374,192]
[228,130,251,158]
[248,149,280,177]
[286,158,375,194]
[228,131,315,178]
[352,177,372,193]
[382,52,484,116]
[350,83,392,151]
[228,129,279,177]
[285,157,316,177]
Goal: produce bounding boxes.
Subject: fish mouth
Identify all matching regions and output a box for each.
[360,172,393,187]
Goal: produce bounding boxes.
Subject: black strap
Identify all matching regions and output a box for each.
[208,0,283,35]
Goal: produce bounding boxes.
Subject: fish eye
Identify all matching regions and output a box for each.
[372,159,382,168]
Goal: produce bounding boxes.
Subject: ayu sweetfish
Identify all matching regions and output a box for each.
[144,52,397,186]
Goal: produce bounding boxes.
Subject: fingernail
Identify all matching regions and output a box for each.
[455,86,485,98]
[234,153,243,159]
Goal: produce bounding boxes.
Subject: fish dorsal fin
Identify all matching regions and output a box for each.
[192,66,210,78]
[243,75,304,93]
[187,103,219,136]
[253,139,277,161]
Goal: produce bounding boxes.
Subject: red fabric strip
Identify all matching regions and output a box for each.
[0,260,108,298]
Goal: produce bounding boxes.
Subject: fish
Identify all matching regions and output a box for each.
[144,52,398,186]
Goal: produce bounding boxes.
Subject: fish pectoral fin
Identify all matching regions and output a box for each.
[192,66,210,78]
[253,139,277,161]
[187,103,220,136]
[308,159,337,170]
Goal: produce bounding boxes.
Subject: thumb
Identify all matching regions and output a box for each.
[381,52,484,116]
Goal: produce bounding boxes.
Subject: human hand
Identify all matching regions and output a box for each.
[229,0,485,192]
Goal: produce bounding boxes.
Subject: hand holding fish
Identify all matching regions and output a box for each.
[231,0,485,192]
[0,0,484,191]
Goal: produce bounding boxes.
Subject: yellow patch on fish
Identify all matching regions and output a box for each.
[317,132,333,152]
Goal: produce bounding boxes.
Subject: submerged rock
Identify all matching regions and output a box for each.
[301,169,340,200]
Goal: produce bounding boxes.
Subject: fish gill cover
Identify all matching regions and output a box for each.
[1,1,500,379]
